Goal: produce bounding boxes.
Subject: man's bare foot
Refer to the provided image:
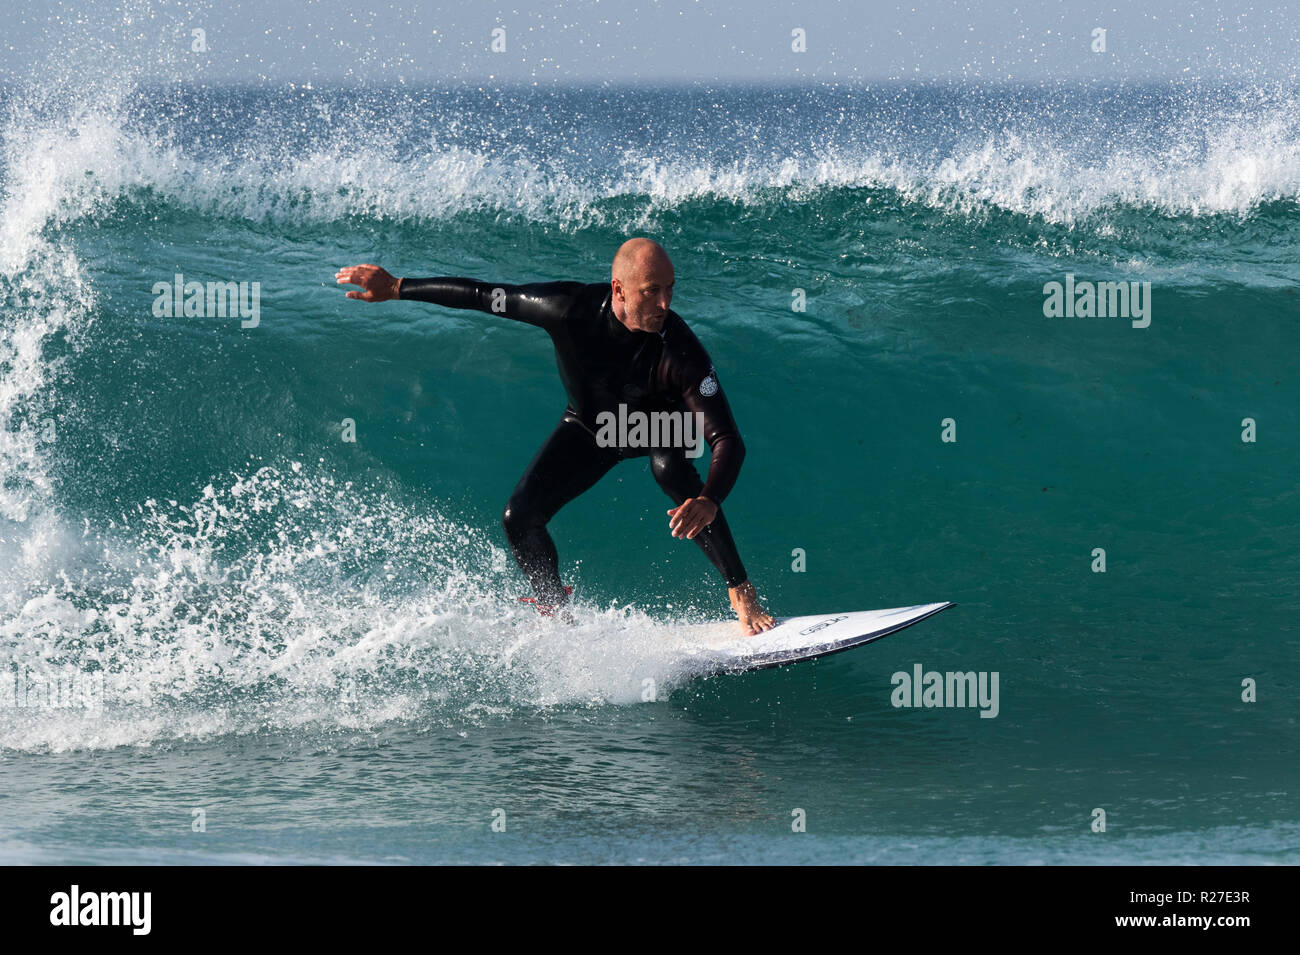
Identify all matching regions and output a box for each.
[729,580,776,636]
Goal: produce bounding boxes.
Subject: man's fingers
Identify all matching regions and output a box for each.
[679,502,713,538]
[335,265,378,286]
[671,516,702,538]
[338,265,388,303]
[668,501,709,537]
[669,499,718,537]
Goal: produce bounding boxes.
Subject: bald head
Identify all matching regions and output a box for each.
[610,238,674,333]
[612,238,671,282]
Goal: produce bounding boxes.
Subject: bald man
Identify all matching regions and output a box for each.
[336,239,775,635]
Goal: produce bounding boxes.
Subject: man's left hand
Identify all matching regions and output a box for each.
[667,496,718,539]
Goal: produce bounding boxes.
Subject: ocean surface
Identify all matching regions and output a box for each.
[1,75,1297,864]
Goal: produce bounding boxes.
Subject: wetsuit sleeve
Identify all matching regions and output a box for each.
[397,277,583,331]
[678,362,746,505]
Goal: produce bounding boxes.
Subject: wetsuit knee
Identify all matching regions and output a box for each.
[650,449,702,498]
[501,497,536,538]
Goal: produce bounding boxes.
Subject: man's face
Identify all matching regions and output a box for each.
[616,260,674,333]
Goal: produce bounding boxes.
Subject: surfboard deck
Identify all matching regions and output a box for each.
[670,602,953,675]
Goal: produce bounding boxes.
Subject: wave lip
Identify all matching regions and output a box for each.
[3,86,1299,236]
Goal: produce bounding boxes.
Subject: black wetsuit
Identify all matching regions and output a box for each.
[398,276,749,605]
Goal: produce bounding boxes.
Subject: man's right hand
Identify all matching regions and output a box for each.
[336,264,401,302]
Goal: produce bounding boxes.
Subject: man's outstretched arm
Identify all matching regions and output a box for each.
[335,263,580,331]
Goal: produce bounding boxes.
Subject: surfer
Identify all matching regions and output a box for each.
[336,239,775,635]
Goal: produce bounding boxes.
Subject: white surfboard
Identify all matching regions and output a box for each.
[671,602,953,676]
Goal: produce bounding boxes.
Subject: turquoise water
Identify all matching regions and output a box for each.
[1,77,1297,863]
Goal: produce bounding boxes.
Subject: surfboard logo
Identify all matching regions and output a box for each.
[799,615,850,636]
[698,369,718,396]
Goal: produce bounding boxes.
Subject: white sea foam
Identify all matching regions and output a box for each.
[0,460,729,752]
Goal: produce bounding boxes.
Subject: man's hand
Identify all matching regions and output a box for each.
[336,264,401,302]
[666,496,718,540]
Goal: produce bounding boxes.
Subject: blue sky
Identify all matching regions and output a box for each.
[3,0,1297,85]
